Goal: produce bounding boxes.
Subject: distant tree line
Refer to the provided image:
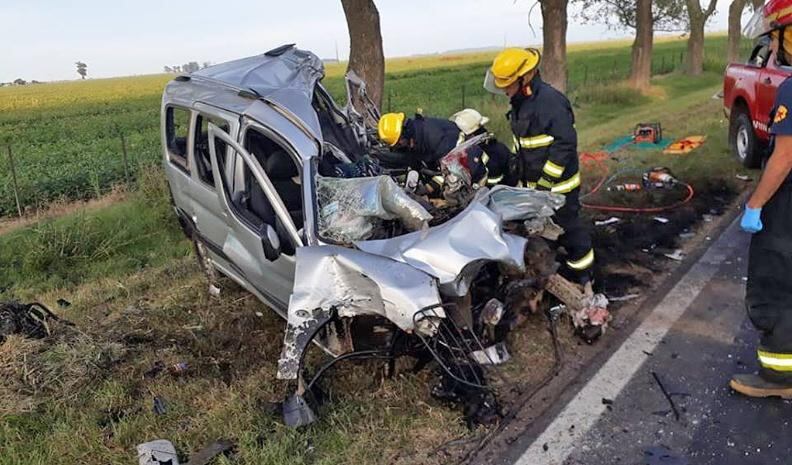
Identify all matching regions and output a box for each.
[1,79,43,87]
[163,61,212,74]
[340,0,769,102]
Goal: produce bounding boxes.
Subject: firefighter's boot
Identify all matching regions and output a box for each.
[729,373,792,399]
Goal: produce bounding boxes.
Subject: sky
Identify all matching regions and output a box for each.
[1,0,745,83]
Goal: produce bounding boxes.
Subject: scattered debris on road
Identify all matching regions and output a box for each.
[643,445,689,465]
[651,371,681,421]
[664,249,685,261]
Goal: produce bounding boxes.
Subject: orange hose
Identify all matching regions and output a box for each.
[579,156,695,213]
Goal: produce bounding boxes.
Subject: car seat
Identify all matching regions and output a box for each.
[265,150,303,226]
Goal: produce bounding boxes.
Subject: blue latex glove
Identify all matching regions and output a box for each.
[741,206,763,233]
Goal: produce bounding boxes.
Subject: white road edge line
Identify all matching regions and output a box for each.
[515,219,741,465]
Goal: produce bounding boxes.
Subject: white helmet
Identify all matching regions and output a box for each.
[450,108,490,136]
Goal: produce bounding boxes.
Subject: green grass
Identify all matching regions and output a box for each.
[0,165,190,299]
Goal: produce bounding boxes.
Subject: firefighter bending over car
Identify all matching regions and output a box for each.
[485,47,594,286]
[377,111,507,185]
[732,0,792,399]
[450,108,513,187]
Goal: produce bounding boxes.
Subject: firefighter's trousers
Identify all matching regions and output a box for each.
[746,184,792,383]
[554,188,594,284]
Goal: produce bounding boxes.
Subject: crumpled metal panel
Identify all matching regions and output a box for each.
[277,245,442,380]
[481,185,566,221]
[355,201,528,296]
[317,175,433,243]
[192,46,324,140]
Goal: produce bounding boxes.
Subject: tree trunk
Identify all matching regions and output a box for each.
[728,0,748,64]
[540,0,569,92]
[629,0,653,90]
[341,0,385,110]
[685,0,718,75]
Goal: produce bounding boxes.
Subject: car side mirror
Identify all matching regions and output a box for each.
[262,224,281,261]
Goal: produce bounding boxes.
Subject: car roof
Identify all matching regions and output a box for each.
[164,44,324,147]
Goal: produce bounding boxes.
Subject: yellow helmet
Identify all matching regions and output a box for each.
[378,112,406,146]
[484,48,541,94]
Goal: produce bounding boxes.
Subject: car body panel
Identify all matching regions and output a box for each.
[724,43,792,142]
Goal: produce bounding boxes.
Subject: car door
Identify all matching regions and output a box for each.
[207,123,302,311]
[757,50,790,133]
[187,103,240,275]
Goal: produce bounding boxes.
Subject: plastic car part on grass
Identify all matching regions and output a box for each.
[137,440,179,465]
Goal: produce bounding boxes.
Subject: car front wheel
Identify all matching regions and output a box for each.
[730,110,763,169]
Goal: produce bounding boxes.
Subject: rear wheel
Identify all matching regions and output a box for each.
[730,109,763,169]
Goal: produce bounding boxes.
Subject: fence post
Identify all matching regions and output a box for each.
[661,56,666,74]
[7,145,22,217]
[461,84,466,108]
[119,132,131,185]
[387,89,392,113]
[583,65,588,85]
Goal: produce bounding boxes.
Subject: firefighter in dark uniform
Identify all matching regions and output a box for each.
[732,0,792,398]
[485,47,594,285]
[450,108,515,186]
[378,112,487,183]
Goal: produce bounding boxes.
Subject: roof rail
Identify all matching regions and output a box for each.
[265,43,296,57]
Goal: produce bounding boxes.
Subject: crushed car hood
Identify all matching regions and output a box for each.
[355,200,528,296]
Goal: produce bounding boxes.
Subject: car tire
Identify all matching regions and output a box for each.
[730,110,763,169]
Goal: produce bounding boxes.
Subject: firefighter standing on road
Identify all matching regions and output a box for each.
[484,48,594,285]
[732,0,792,398]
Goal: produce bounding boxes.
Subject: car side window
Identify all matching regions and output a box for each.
[749,37,772,67]
[244,128,303,228]
[215,127,301,256]
[165,107,190,173]
[194,114,229,186]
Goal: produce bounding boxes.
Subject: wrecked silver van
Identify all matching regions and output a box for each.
[161,45,605,425]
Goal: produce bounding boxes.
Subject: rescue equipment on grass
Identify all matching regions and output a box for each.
[633,122,663,144]
[663,135,707,155]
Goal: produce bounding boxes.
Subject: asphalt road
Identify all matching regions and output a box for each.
[508,219,792,465]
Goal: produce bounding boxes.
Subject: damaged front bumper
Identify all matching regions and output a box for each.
[275,183,607,426]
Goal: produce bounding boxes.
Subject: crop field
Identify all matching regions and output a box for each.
[0,35,747,218]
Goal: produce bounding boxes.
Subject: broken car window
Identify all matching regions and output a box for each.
[194,114,229,187]
[165,106,190,174]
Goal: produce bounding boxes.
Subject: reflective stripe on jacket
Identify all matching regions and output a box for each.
[509,74,581,194]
